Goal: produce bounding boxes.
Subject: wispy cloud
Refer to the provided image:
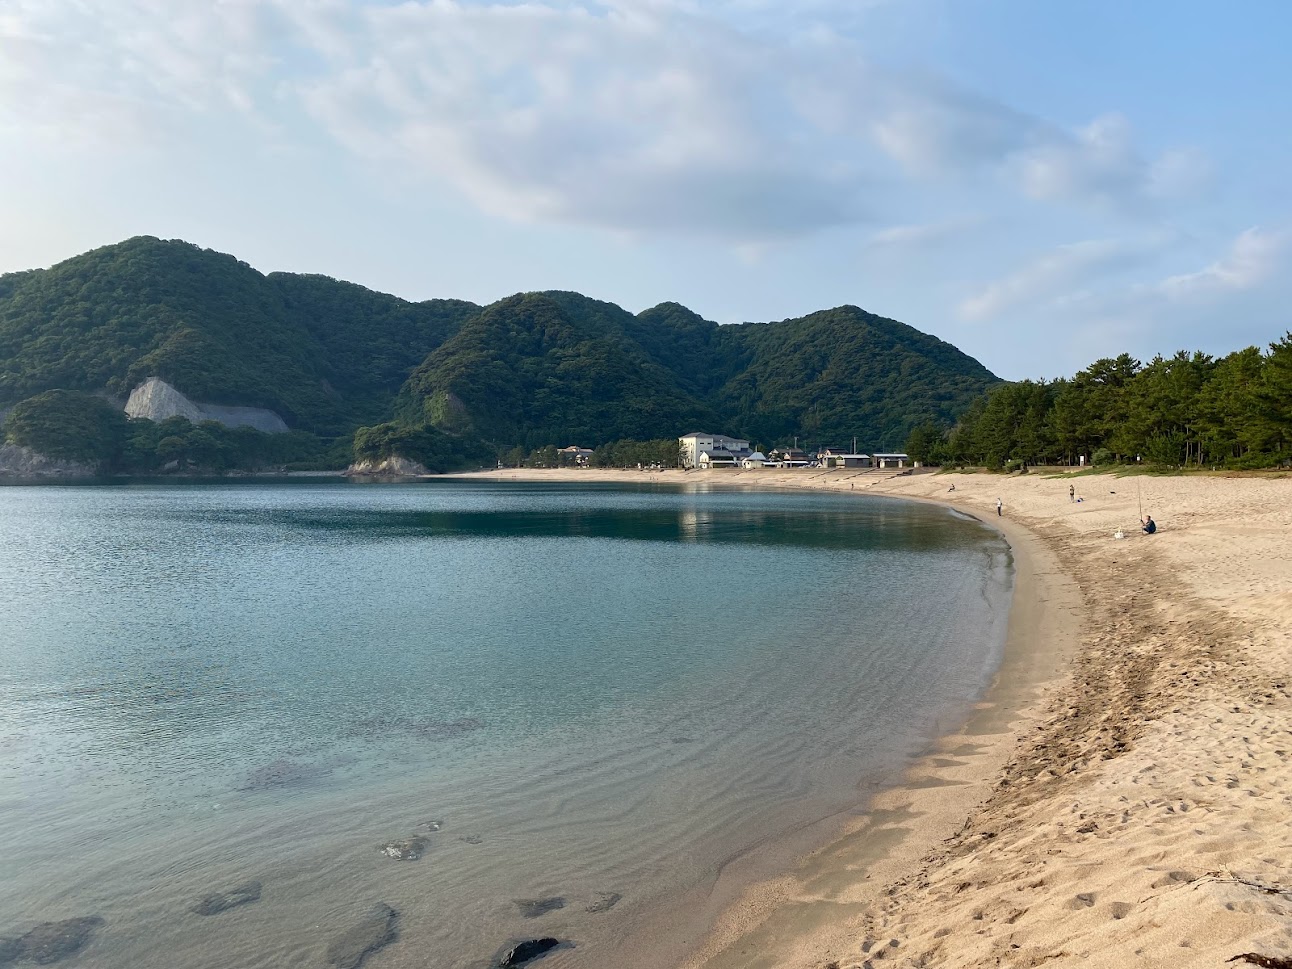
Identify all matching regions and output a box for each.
[1157,227,1287,299]
[0,0,1214,241]
[864,216,982,250]
[958,238,1149,322]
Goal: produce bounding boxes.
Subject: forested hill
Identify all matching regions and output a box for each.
[0,237,479,434]
[0,237,1000,465]
[397,296,999,451]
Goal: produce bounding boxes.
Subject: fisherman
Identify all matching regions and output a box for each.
[1141,515,1157,535]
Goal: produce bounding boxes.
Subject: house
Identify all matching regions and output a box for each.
[698,448,740,468]
[741,451,769,469]
[679,432,751,469]
[872,452,910,468]
[769,448,809,468]
[817,448,872,469]
[558,446,595,466]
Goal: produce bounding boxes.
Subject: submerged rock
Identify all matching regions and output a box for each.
[585,892,622,914]
[0,916,104,965]
[192,881,262,916]
[379,837,428,861]
[515,898,565,919]
[0,937,23,965]
[238,757,331,792]
[325,904,398,969]
[497,938,561,968]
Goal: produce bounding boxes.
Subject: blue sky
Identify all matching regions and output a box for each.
[2,0,1289,379]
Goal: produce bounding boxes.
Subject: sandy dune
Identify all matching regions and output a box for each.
[456,467,1292,968]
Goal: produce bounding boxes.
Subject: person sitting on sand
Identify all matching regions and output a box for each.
[1141,515,1156,535]
[947,483,956,492]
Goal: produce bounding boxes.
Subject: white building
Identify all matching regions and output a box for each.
[872,452,910,468]
[679,432,752,469]
[741,451,769,469]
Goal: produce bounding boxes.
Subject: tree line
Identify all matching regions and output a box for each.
[906,336,1292,470]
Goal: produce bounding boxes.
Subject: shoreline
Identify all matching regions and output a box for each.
[449,467,1292,967]
[447,468,1078,968]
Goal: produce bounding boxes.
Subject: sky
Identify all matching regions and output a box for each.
[2,0,1290,380]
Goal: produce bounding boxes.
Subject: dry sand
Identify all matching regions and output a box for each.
[457,467,1292,968]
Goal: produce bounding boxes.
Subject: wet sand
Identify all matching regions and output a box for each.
[455,466,1292,968]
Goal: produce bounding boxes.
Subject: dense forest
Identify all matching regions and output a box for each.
[0,237,999,471]
[906,339,1292,470]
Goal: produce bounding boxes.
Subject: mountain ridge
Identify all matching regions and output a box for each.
[0,237,1001,467]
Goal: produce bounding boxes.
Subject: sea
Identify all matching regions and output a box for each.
[0,479,1012,969]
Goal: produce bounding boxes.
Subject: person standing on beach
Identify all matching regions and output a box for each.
[1069,484,1075,502]
[996,498,1003,517]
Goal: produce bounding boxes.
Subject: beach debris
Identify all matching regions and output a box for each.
[496,938,562,967]
[515,897,565,919]
[191,880,262,916]
[1227,956,1292,968]
[380,836,428,861]
[585,892,622,914]
[325,903,398,969]
[0,916,104,965]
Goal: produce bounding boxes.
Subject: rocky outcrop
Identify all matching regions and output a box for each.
[496,938,562,968]
[0,443,96,477]
[344,456,431,478]
[124,377,289,433]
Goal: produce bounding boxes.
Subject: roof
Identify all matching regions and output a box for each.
[872,452,910,458]
[679,431,713,439]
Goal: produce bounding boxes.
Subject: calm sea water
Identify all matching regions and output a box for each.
[0,480,1011,969]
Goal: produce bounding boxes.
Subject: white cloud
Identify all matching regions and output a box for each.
[864,215,981,250]
[958,238,1151,322]
[1157,227,1287,299]
[0,0,1217,239]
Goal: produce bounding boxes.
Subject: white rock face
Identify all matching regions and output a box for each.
[344,456,431,477]
[125,377,289,433]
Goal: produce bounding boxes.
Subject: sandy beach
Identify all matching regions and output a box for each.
[455,466,1292,968]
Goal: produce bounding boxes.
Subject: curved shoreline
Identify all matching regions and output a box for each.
[449,468,1083,968]
[451,466,1292,968]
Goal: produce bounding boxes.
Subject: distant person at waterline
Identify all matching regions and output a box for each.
[1142,515,1157,535]
[996,498,1003,517]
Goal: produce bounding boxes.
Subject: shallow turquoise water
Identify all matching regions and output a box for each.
[0,480,1010,968]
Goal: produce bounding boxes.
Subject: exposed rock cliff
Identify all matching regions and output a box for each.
[344,455,431,478]
[0,443,96,477]
[125,377,289,433]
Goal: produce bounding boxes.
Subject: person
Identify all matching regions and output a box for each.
[996,498,1003,517]
[947,483,956,492]
[1141,515,1156,535]
[1069,484,1075,502]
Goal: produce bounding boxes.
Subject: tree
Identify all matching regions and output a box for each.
[3,390,128,466]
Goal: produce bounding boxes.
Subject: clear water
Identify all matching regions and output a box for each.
[0,480,1011,968]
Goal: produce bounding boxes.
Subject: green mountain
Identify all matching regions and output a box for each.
[395,292,719,448]
[0,236,478,435]
[1,237,1000,467]
[400,295,998,451]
